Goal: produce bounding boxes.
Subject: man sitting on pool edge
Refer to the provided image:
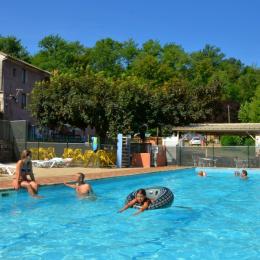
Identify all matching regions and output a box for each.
[64,172,93,197]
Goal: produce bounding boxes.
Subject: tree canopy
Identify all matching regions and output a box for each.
[0,35,30,61]
[1,34,259,137]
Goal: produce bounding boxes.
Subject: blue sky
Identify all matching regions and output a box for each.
[1,0,259,66]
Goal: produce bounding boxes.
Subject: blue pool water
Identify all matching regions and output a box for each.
[0,168,260,259]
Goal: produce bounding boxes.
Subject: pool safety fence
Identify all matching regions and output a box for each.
[168,145,260,168]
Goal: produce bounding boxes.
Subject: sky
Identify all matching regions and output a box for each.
[1,0,259,66]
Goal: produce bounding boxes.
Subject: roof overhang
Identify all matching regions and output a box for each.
[0,51,50,75]
[172,123,260,135]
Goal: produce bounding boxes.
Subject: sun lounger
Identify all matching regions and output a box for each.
[32,158,73,168]
[0,163,16,175]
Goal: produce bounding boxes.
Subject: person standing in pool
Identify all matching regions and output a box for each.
[13,149,41,198]
[64,172,93,197]
[118,188,151,216]
[234,169,248,179]
[240,169,248,179]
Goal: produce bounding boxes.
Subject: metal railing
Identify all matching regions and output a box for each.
[165,145,260,168]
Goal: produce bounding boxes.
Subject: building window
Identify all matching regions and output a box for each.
[21,93,27,109]
[22,69,27,83]
[13,68,16,77]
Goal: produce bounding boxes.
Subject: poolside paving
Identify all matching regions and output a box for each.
[0,166,186,191]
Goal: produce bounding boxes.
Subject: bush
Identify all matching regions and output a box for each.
[161,125,173,137]
[220,135,255,146]
[243,138,255,146]
[220,136,239,146]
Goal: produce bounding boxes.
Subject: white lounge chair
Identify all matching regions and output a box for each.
[32,158,72,168]
[0,163,16,175]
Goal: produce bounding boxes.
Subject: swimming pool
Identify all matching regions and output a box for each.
[1,168,260,259]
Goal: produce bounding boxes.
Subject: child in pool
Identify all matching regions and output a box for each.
[118,188,151,216]
[234,169,248,179]
[198,171,207,177]
[240,169,248,179]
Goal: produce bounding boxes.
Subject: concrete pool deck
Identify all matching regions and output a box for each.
[0,165,187,191]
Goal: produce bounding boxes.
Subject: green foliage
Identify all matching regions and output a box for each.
[106,76,150,136]
[88,38,123,76]
[150,77,190,127]
[130,54,160,80]
[220,135,255,146]
[31,35,86,72]
[220,136,241,146]
[0,35,30,61]
[162,43,190,72]
[29,71,113,138]
[236,67,260,102]
[161,125,174,137]
[238,86,260,122]
[244,138,255,146]
[11,35,258,137]
[120,39,139,68]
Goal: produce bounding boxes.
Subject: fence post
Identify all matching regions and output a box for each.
[213,143,215,161]
[179,146,182,166]
[66,138,69,158]
[12,136,15,161]
[247,145,250,168]
[116,133,123,168]
[37,141,40,160]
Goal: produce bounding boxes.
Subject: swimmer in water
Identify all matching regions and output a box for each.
[198,171,207,177]
[64,172,93,197]
[118,188,151,216]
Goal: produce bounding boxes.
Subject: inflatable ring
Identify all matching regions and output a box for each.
[125,187,174,210]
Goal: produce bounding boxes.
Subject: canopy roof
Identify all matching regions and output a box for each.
[172,123,260,135]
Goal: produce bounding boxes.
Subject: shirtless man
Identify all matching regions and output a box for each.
[64,172,93,196]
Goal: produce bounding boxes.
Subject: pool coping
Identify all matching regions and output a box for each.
[0,166,189,192]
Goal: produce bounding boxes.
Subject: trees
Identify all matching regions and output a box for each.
[107,76,151,136]
[236,67,260,103]
[31,35,86,72]
[161,43,190,73]
[88,38,124,76]
[0,35,30,61]
[120,39,139,68]
[29,71,113,138]
[238,86,260,122]
[150,77,190,128]
[26,36,260,138]
[3,33,260,138]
